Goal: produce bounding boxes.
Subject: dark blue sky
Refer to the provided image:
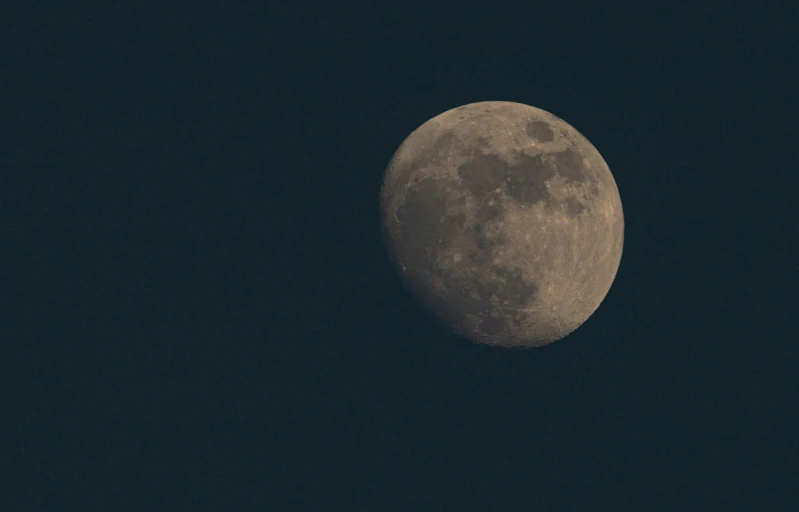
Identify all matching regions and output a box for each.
[5,2,797,509]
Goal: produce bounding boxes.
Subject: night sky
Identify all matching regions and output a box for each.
[5,2,798,510]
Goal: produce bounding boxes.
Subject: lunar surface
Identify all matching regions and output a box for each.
[380,101,624,348]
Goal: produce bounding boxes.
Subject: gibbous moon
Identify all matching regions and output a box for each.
[380,101,624,348]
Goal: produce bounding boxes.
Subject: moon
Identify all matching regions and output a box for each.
[380,101,624,348]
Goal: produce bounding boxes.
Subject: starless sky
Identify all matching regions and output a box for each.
[4,1,798,510]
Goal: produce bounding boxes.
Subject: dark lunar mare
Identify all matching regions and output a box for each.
[458,148,596,215]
